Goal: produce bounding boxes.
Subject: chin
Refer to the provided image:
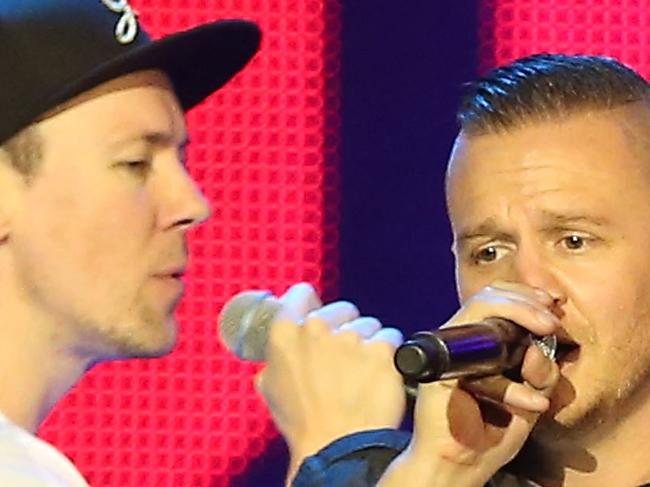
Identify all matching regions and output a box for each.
[115,333,177,359]
[538,391,619,445]
[107,314,179,359]
[137,319,179,357]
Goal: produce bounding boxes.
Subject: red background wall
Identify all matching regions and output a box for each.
[479,0,650,75]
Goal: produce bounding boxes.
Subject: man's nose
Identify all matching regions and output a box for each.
[513,246,567,308]
[157,162,212,232]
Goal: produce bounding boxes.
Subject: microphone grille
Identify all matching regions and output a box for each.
[218,290,282,361]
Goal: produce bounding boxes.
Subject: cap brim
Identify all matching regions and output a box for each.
[45,19,261,113]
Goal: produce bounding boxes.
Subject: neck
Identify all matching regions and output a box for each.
[511,390,650,487]
[0,343,90,433]
[0,292,93,433]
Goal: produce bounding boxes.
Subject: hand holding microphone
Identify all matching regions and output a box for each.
[219,282,403,361]
[218,280,562,487]
[219,281,558,388]
[219,282,406,484]
[218,280,560,414]
[378,281,562,487]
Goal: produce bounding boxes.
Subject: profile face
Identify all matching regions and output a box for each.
[4,70,211,360]
[446,103,650,436]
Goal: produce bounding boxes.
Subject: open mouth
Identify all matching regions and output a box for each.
[555,340,580,364]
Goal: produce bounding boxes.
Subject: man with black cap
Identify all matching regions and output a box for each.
[0,1,407,485]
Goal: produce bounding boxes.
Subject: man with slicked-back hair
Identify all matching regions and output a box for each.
[271,54,650,487]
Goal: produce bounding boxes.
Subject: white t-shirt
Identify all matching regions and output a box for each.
[0,411,89,486]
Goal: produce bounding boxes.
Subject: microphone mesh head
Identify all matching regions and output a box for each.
[218,290,282,361]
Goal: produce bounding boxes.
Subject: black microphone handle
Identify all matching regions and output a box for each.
[394,318,529,383]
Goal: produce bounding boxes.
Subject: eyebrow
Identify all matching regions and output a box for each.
[111,131,190,150]
[537,211,610,229]
[456,218,511,244]
[455,212,610,244]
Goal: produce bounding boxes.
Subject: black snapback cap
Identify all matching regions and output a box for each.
[0,0,261,144]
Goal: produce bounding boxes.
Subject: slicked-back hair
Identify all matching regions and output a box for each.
[458,53,650,135]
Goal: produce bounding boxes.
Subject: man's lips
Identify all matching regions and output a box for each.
[153,267,186,279]
[151,272,186,297]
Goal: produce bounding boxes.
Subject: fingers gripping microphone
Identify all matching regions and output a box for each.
[218,291,557,384]
[394,319,556,383]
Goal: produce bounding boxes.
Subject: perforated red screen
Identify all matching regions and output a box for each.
[480,0,650,77]
[39,1,341,486]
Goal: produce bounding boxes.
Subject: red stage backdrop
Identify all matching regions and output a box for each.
[40,1,341,486]
[479,0,650,77]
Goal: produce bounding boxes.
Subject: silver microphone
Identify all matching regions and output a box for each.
[218,290,281,361]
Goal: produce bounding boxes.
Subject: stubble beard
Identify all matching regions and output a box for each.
[73,291,180,361]
[110,298,179,358]
[536,354,650,446]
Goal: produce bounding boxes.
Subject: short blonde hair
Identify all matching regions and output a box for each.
[1,126,43,181]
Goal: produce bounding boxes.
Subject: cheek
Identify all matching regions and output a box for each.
[456,275,482,303]
[76,196,155,283]
[563,251,650,346]
[22,190,88,268]
[616,274,650,345]
[18,186,155,296]
[455,262,511,303]
[454,266,476,303]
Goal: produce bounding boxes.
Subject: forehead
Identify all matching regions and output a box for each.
[38,70,187,144]
[446,106,650,231]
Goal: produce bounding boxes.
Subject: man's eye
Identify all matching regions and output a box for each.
[471,245,505,264]
[123,160,149,168]
[120,160,152,174]
[561,234,587,250]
